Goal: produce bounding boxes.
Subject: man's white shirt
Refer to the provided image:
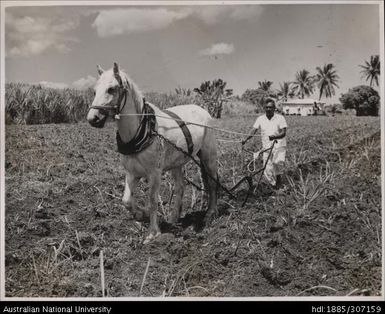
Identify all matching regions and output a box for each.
[253,114,287,149]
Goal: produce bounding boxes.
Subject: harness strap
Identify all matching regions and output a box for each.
[162,110,194,155]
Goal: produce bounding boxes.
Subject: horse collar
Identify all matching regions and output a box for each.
[116,99,157,155]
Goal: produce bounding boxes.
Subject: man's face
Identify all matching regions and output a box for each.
[265,102,275,116]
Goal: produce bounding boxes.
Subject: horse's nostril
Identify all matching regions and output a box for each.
[89,114,107,128]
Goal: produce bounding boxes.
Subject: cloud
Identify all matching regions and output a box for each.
[92,5,264,37]
[228,6,265,21]
[36,75,97,90]
[72,75,97,90]
[191,6,263,25]
[38,81,69,89]
[92,8,190,37]
[5,12,79,57]
[199,43,235,56]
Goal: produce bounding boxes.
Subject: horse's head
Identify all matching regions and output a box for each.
[87,62,128,128]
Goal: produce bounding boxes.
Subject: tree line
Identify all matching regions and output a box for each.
[239,55,380,116]
[5,55,380,124]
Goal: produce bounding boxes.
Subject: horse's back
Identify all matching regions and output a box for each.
[163,104,212,125]
[152,103,215,157]
[153,103,213,131]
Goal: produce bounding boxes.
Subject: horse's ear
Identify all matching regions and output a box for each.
[113,62,119,75]
[97,65,104,76]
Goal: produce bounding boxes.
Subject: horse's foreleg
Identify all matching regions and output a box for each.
[144,171,161,244]
[169,167,184,224]
[122,173,147,220]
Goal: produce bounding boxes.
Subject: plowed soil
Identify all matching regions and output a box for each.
[4,115,382,298]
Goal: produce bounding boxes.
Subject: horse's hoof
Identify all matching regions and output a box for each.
[143,232,161,244]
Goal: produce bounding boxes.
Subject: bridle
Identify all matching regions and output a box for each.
[88,72,128,119]
[88,71,157,155]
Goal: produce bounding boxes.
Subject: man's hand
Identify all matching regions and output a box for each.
[269,128,286,141]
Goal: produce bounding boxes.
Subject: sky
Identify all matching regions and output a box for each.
[2,1,383,104]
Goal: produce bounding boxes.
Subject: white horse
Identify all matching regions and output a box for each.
[87,62,218,243]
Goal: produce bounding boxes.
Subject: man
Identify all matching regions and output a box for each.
[242,98,287,188]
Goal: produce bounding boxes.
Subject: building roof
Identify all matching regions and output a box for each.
[282,98,325,105]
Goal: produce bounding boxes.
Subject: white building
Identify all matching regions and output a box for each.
[281,98,325,116]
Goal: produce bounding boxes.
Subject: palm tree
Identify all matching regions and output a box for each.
[360,55,380,87]
[258,80,274,94]
[315,63,340,100]
[256,80,276,105]
[276,81,294,102]
[292,69,315,99]
[193,79,232,118]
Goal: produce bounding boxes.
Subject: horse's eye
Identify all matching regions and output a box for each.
[107,87,115,94]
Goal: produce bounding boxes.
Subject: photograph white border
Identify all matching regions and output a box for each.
[1,0,384,302]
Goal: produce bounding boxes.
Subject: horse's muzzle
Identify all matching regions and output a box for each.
[88,114,108,128]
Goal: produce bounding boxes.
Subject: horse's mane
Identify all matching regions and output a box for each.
[120,70,144,113]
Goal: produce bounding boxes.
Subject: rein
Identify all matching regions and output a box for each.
[115,113,262,139]
[88,74,277,206]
